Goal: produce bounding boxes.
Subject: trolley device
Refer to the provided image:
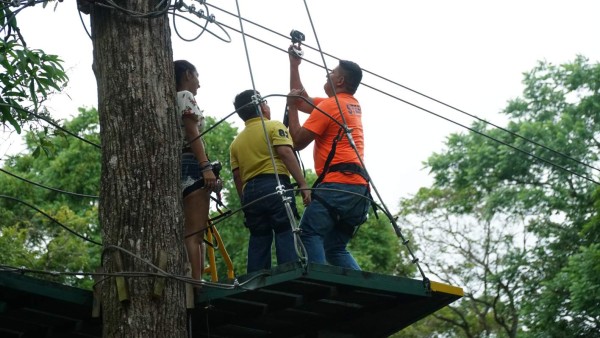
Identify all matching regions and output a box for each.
[290,29,305,57]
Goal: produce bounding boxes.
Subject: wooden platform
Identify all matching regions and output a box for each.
[191,262,462,337]
[0,263,462,337]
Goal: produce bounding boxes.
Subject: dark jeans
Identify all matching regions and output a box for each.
[242,174,299,273]
[299,182,369,270]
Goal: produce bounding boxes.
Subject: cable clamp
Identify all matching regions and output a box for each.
[344,129,357,148]
[276,184,292,203]
[250,93,263,106]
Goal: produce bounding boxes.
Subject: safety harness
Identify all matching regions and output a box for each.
[311,127,378,236]
[313,128,368,187]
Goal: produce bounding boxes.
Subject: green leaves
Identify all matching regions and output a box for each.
[0,37,68,135]
[0,107,101,288]
[400,57,600,337]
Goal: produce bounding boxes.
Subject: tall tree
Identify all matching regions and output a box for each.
[399,56,600,337]
[88,2,186,337]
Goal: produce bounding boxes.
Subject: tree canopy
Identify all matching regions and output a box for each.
[1,2,68,136]
[400,56,600,337]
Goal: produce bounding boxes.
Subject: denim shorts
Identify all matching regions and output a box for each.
[181,153,205,197]
[242,174,299,235]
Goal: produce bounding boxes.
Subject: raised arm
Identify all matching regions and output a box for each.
[286,89,316,151]
[288,45,314,114]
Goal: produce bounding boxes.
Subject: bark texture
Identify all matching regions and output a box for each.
[90,2,187,337]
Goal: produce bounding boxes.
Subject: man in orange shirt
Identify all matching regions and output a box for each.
[286,46,370,270]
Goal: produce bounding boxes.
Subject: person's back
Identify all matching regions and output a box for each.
[230,89,310,273]
[230,118,293,185]
[305,93,366,186]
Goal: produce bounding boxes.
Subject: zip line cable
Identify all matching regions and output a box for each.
[298,0,429,283]
[0,261,274,291]
[0,194,102,246]
[207,2,600,176]
[198,12,600,186]
[3,0,599,284]
[233,0,307,264]
[11,0,595,184]
[0,167,99,198]
[4,93,598,278]
[3,104,102,149]
[172,0,210,42]
[6,0,600,179]
[77,1,92,39]
[171,1,231,43]
[359,82,600,186]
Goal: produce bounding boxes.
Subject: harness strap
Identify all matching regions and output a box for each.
[313,127,345,188]
[327,163,368,181]
[311,127,379,219]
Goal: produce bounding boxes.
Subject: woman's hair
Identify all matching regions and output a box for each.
[234,89,261,121]
[174,60,196,86]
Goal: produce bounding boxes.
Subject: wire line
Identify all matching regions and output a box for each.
[207,2,600,176]
[0,194,102,246]
[0,167,99,198]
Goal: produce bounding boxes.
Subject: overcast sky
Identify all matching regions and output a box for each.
[3,0,600,213]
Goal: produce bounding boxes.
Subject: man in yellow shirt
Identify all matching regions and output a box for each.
[230,89,311,273]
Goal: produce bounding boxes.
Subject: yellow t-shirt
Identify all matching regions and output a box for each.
[230,117,293,188]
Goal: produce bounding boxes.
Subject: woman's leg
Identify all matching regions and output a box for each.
[183,188,210,280]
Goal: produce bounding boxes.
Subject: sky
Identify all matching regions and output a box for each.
[3,0,600,214]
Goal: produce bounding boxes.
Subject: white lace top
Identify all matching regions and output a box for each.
[177,90,205,148]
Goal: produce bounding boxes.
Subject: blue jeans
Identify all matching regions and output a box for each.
[242,174,299,273]
[300,182,369,270]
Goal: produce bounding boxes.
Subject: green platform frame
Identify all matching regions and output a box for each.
[0,263,462,337]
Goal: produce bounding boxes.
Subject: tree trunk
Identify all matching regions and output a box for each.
[90,2,187,337]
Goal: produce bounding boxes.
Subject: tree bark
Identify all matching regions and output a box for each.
[90,2,187,337]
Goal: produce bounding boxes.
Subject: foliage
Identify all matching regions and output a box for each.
[0,107,412,292]
[0,1,68,142]
[399,56,600,337]
[0,107,100,288]
[351,209,417,276]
